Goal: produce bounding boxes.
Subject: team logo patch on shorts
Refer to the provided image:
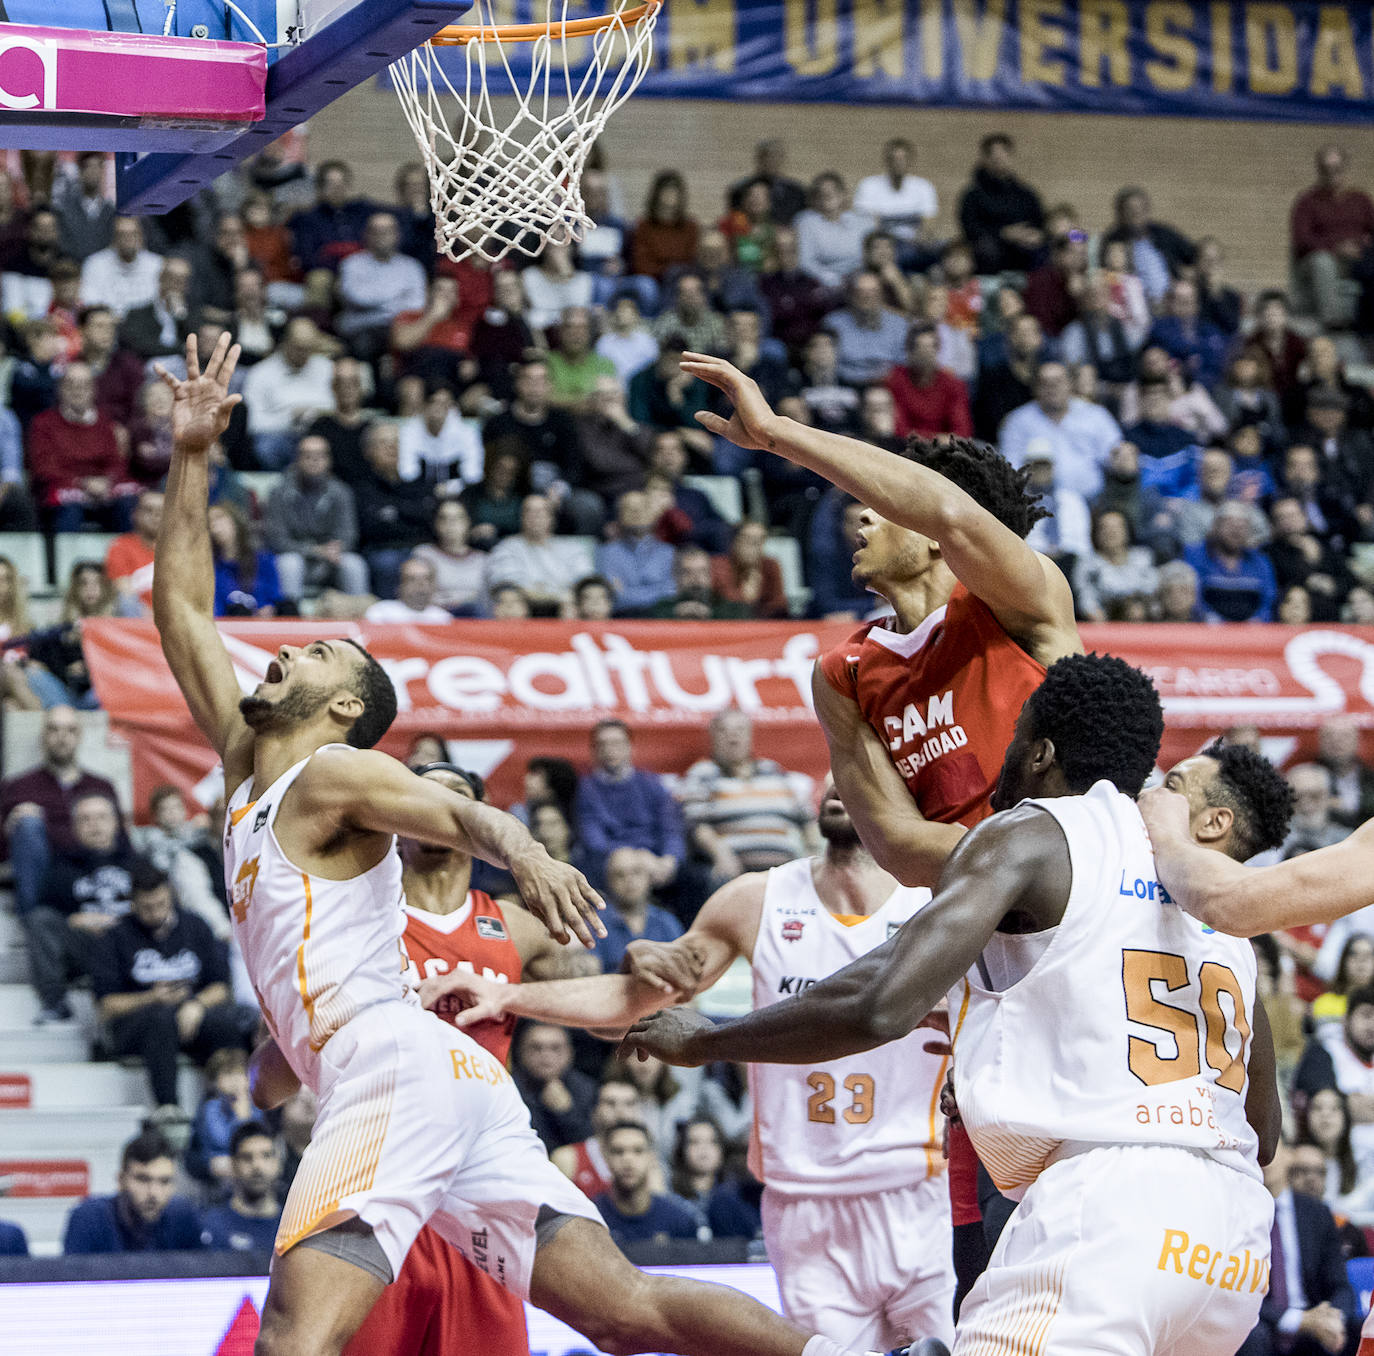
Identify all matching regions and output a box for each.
[476,916,507,940]
[782,919,805,943]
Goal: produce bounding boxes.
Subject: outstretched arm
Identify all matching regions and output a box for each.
[1140,787,1374,935]
[683,353,1081,650]
[298,748,606,947]
[620,804,1071,1067]
[152,335,250,774]
[813,665,965,888]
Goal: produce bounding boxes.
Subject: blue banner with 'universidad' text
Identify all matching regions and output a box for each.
[426,0,1374,123]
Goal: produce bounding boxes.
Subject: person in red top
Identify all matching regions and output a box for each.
[347,761,599,1356]
[1291,144,1374,329]
[679,350,1082,1314]
[391,275,477,387]
[551,1076,647,1201]
[104,490,161,617]
[884,323,973,441]
[27,361,138,532]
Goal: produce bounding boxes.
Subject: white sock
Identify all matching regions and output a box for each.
[802,1337,866,1356]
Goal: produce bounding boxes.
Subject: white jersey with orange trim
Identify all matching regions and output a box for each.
[223,744,412,1088]
[747,856,946,1197]
[951,780,1262,1202]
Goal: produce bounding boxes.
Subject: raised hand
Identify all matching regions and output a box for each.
[1137,785,1193,850]
[509,851,607,949]
[681,352,782,453]
[155,332,243,456]
[616,1004,713,1067]
[624,938,703,997]
[419,970,508,1027]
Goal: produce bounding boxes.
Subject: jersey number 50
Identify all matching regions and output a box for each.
[806,1071,875,1124]
[1122,949,1250,1093]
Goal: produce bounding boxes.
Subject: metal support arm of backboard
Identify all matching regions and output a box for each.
[116,0,473,215]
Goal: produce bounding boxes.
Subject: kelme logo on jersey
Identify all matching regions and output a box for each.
[781,919,805,943]
[475,916,507,940]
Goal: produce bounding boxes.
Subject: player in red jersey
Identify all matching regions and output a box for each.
[681,352,1084,1312]
[252,763,698,1356]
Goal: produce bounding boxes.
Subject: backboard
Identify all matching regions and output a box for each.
[0,0,474,214]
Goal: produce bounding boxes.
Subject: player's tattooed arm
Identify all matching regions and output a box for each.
[621,804,1072,1068]
[1141,786,1374,935]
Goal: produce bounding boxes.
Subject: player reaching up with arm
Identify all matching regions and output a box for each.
[680,353,1082,887]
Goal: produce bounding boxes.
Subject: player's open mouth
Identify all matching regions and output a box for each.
[264,661,285,685]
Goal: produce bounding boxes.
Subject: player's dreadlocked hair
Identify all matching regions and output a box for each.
[1199,740,1294,861]
[1022,653,1163,797]
[903,436,1051,539]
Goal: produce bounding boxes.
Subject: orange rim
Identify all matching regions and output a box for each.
[431,0,661,45]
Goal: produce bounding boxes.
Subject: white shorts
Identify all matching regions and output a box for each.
[277,1001,602,1296]
[953,1144,1273,1356]
[762,1174,956,1351]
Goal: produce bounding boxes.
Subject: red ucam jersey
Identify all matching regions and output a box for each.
[818,583,1048,831]
[402,889,523,1063]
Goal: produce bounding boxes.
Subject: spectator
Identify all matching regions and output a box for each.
[596,294,659,387]
[1060,273,1137,390]
[89,857,252,1113]
[1073,509,1158,622]
[27,360,135,532]
[1244,290,1309,407]
[18,562,113,711]
[522,242,595,335]
[1101,187,1196,305]
[1268,497,1349,622]
[1122,376,1200,499]
[957,132,1046,274]
[264,437,367,602]
[460,447,529,550]
[354,422,436,599]
[652,273,728,357]
[575,721,685,887]
[1147,279,1228,391]
[230,265,287,366]
[364,555,451,623]
[550,1075,648,1200]
[391,274,472,388]
[670,1117,728,1215]
[806,495,876,620]
[209,504,281,617]
[1278,764,1352,862]
[186,213,249,324]
[104,489,162,617]
[1215,352,1286,451]
[826,271,908,387]
[1116,345,1228,451]
[336,211,426,360]
[513,1022,598,1152]
[1301,390,1374,529]
[1313,936,1374,1026]
[79,216,161,319]
[306,356,372,492]
[1277,443,1361,555]
[239,187,299,286]
[973,310,1046,441]
[241,316,336,469]
[578,167,632,283]
[1,208,62,321]
[641,429,729,553]
[119,255,193,362]
[1023,228,1090,338]
[677,228,765,318]
[722,305,791,404]
[1195,235,1244,338]
[589,845,683,974]
[62,1130,201,1254]
[412,498,487,612]
[1022,447,1092,570]
[469,270,537,402]
[1344,587,1374,623]
[287,160,373,273]
[1292,335,1374,434]
[1317,716,1374,830]
[199,1122,284,1252]
[679,709,816,882]
[576,376,653,505]
[54,152,115,262]
[574,575,615,621]
[188,1047,256,1186]
[1291,145,1374,329]
[914,281,974,383]
[794,172,870,289]
[548,306,617,412]
[1234,1139,1361,1356]
[1000,360,1122,500]
[796,330,859,433]
[852,137,938,263]
[125,378,176,489]
[1160,447,1261,553]
[630,170,699,282]
[485,493,590,615]
[397,383,482,494]
[0,1219,28,1255]
[595,491,677,614]
[884,322,972,439]
[759,225,840,354]
[595,1122,705,1246]
[1154,559,1202,623]
[649,545,752,621]
[1298,1089,1362,1206]
[628,336,712,450]
[711,520,788,619]
[1184,501,1278,622]
[726,139,807,226]
[133,785,227,944]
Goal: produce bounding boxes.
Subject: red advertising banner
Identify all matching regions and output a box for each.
[0,1159,90,1197]
[0,1073,30,1109]
[82,619,1374,818]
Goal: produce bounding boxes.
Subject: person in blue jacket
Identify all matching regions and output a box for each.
[62,1130,201,1254]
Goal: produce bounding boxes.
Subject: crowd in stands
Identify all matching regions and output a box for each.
[4,131,1374,1273]
[0,133,1371,707]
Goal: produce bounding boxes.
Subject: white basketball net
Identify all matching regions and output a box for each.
[391,0,661,264]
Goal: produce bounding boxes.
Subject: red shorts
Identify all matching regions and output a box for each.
[345,1225,530,1356]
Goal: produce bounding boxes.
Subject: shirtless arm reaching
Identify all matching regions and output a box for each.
[683,352,1081,654]
[152,334,253,788]
[1141,786,1374,935]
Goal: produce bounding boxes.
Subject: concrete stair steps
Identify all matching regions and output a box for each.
[0,1106,146,1154]
[0,1026,89,1064]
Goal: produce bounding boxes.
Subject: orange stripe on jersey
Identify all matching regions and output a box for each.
[924,1040,951,1178]
[830,914,868,928]
[229,800,258,827]
[296,872,318,1049]
[951,978,972,1049]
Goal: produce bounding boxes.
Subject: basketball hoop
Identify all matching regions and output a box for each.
[390,0,662,264]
